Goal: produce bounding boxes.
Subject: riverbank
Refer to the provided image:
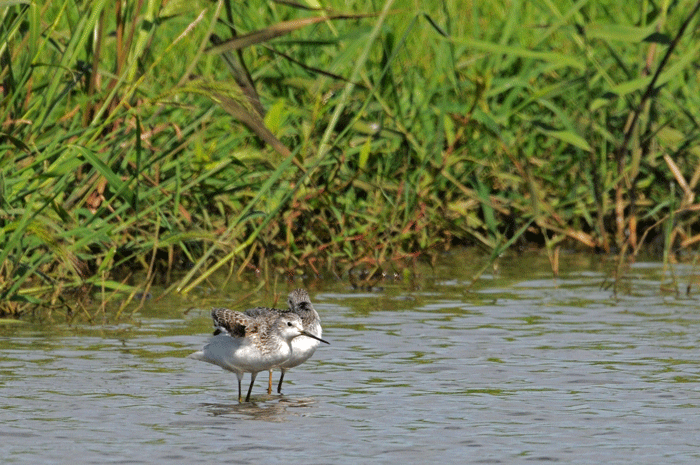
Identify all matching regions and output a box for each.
[2,1,699,315]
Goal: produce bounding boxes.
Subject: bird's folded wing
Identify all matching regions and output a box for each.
[211,308,256,337]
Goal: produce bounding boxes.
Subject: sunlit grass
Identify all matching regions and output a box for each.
[1,0,699,316]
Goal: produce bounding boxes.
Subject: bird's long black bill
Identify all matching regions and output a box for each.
[302,330,330,345]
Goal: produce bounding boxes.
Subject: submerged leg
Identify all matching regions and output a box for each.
[277,369,287,394]
[245,372,258,402]
[267,369,273,395]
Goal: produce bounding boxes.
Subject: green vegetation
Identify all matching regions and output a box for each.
[1,0,700,316]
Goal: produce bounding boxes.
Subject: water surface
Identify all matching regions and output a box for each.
[2,253,700,463]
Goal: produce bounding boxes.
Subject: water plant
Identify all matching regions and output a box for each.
[1,0,699,316]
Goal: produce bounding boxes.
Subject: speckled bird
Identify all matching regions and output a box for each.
[189,307,328,402]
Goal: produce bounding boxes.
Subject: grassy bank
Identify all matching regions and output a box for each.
[2,0,700,316]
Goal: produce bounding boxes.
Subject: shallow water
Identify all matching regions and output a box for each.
[2,253,700,464]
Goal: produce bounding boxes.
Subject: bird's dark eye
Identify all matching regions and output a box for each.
[287,321,293,326]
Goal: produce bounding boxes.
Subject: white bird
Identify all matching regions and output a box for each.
[189,308,328,402]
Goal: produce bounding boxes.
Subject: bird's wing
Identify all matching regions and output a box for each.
[244,306,278,318]
[211,308,255,337]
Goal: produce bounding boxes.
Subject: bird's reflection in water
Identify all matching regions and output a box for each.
[202,396,318,421]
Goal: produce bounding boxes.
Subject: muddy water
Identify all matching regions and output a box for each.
[2,253,700,464]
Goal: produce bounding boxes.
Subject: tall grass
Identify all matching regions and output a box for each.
[1,0,699,316]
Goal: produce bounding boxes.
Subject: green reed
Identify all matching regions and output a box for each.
[1,0,699,316]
